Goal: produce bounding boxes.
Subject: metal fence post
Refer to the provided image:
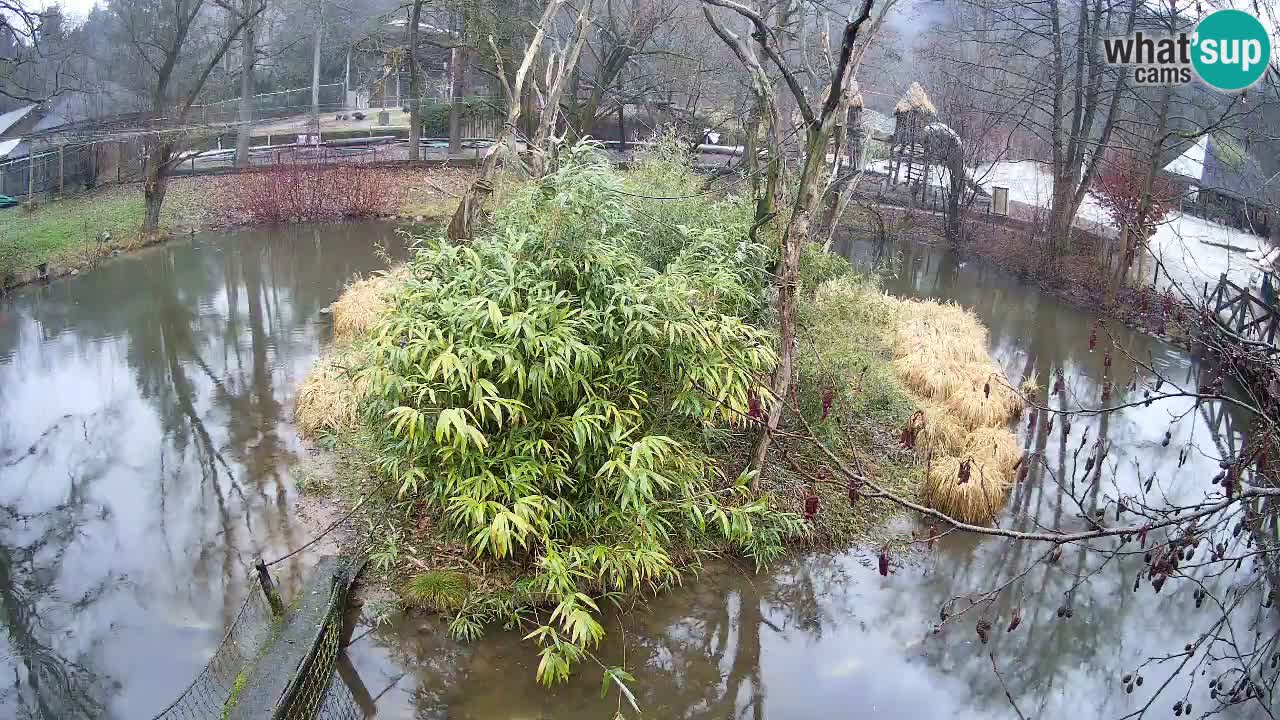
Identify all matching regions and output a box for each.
[58,146,64,196]
[27,152,34,201]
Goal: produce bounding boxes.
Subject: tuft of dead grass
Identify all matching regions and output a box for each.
[330,267,406,341]
[873,290,1024,524]
[963,426,1023,474]
[295,349,369,437]
[923,454,1010,525]
[914,401,967,455]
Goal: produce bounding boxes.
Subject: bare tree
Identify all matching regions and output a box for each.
[947,0,1137,258]
[445,0,567,242]
[702,0,878,473]
[115,0,266,234]
[234,0,257,168]
[566,0,681,138]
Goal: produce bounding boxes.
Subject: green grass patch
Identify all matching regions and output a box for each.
[0,182,205,280]
[772,253,925,546]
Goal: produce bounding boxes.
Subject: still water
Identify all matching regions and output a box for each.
[0,224,1263,718]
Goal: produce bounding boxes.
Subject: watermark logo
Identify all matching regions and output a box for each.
[1103,9,1271,92]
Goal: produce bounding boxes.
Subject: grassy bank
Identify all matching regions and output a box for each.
[1,167,471,287]
[0,182,206,282]
[292,140,1025,688]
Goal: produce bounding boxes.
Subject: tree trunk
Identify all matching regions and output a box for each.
[447,47,467,155]
[407,0,423,161]
[234,2,256,168]
[750,129,829,471]
[142,140,174,236]
[310,5,322,132]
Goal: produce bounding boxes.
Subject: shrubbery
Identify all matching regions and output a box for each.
[227,162,396,224]
[354,143,804,683]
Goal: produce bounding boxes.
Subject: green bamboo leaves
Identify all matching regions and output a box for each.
[357,142,804,685]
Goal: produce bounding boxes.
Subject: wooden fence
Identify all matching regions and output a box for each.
[1208,274,1280,346]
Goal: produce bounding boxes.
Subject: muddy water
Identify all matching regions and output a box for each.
[0,225,1263,719]
[0,223,407,719]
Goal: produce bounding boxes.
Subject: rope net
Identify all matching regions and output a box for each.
[274,579,353,720]
[151,588,275,720]
[151,575,364,720]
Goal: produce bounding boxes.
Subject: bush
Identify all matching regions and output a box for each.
[355,143,803,684]
[226,162,397,224]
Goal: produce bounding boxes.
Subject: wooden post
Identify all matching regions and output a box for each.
[27,152,35,201]
[617,103,626,152]
[254,557,286,617]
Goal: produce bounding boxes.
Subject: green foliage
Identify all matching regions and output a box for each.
[403,571,472,611]
[784,273,922,545]
[799,243,855,294]
[221,672,248,720]
[619,131,762,274]
[357,142,804,684]
[411,96,494,138]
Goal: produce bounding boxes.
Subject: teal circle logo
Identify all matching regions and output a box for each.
[1192,9,1271,91]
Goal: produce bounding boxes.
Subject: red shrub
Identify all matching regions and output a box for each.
[227,161,397,224]
[1094,153,1178,240]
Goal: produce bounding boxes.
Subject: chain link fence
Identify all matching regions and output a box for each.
[149,560,367,720]
[150,588,276,720]
[274,576,353,720]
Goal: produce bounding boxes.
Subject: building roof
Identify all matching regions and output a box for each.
[1163,135,1206,179]
[863,109,894,139]
[1163,134,1267,204]
[0,105,35,136]
[0,138,24,159]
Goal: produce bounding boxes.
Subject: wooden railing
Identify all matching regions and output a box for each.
[1208,274,1280,346]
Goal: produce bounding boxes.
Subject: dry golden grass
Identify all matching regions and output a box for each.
[295,350,369,437]
[922,454,1010,525]
[963,426,1023,474]
[945,380,1023,429]
[914,401,967,455]
[330,267,406,341]
[876,293,1025,524]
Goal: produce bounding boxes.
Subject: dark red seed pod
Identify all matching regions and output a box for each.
[1088,325,1098,351]
[821,386,835,421]
[1017,463,1029,483]
[984,380,991,399]
[1007,607,1022,633]
[957,459,972,485]
[878,546,890,576]
[847,480,860,507]
[976,619,992,644]
[1104,351,1112,369]
[747,393,763,421]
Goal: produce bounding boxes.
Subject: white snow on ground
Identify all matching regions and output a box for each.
[868,157,1274,295]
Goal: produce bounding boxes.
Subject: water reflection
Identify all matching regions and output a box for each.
[342,234,1265,719]
[0,223,405,718]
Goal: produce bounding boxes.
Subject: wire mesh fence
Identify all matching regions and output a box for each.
[191,84,348,125]
[149,588,276,720]
[274,577,350,720]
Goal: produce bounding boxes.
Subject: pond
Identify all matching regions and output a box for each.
[0,223,1262,718]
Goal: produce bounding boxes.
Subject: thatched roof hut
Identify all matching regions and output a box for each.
[894,82,937,116]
